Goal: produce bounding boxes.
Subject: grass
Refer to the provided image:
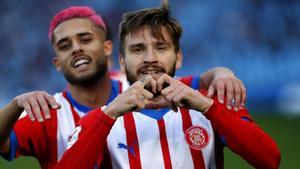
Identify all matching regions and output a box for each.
[0,115,299,169]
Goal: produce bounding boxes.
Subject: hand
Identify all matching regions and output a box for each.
[103,75,156,119]
[157,74,213,112]
[207,73,246,111]
[145,95,178,112]
[14,91,61,122]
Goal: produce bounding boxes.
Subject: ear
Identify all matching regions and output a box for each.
[175,49,183,70]
[52,56,61,71]
[103,40,113,56]
[119,53,126,73]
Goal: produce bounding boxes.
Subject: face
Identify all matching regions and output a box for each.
[120,26,182,85]
[52,18,112,86]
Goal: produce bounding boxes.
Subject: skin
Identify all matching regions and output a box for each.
[105,26,213,118]
[0,15,246,156]
[0,18,113,154]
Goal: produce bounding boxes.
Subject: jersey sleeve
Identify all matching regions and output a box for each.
[5,109,58,163]
[55,108,115,169]
[204,96,281,169]
[178,76,200,90]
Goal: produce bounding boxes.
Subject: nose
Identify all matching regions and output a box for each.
[144,49,158,63]
[71,40,83,56]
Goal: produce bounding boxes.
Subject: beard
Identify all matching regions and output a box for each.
[125,61,176,86]
[63,58,108,87]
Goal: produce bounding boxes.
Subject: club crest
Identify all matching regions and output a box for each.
[185,125,209,150]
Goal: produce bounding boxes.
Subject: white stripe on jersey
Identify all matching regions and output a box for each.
[107,115,129,169]
[55,93,84,160]
[134,113,165,169]
[106,109,216,169]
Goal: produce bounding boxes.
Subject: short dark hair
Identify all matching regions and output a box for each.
[119,0,183,55]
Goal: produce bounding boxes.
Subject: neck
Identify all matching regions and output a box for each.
[67,72,112,109]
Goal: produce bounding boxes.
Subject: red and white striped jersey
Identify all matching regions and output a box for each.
[106,109,216,169]
[3,79,123,169]
[55,92,281,169]
[2,76,200,169]
[10,92,83,169]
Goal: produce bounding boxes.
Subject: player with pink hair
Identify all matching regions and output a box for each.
[0,5,247,169]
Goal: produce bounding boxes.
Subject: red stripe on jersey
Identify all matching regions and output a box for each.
[157,119,173,169]
[62,91,80,124]
[124,113,142,169]
[118,80,123,94]
[180,108,206,169]
[99,141,113,169]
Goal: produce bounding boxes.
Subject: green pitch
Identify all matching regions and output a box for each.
[0,115,299,169]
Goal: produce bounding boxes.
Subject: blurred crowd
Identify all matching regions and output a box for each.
[1,0,300,114]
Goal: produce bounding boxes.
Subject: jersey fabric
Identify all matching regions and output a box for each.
[1,79,122,169]
[55,95,281,169]
[0,76,200,169]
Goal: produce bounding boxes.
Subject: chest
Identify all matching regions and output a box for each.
[107,110,215,169]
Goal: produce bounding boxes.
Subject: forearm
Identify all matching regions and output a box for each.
[55,108,115,169]
[200,67,234,89]
[0,99,23,145]
[205,102,281,169]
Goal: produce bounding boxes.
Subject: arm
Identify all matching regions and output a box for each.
[55,108,115,169]
[0,100,22,153]
[158,74,281,169]
[200,67,246,111]
[0,91,60,154]
[205,100,281,169]
[56,76,156,169]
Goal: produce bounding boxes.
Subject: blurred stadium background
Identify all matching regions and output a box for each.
[0,0,299,168]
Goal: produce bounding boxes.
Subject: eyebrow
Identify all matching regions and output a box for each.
[128,43,145,49]
[155,41,171,46]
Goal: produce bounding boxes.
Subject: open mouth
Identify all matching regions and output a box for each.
[138,66,166,75]
[72,58,91,68]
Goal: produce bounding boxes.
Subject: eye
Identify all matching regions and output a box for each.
[80,37,92,44]
[157,45,168,52]
[58,43,71,51]
[131,47,143,54]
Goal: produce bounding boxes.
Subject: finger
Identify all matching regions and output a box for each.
[140,89,154,100]
[241,84,247,107]
[29,98,44,122]
[23,102,35,121]
[161,85,175,96]
[155,96,170,108]
[45,94,61,109]
[225,81,234,110]
[165,98,178,112]
[207,85,215,98]
[133,99,145,111]
[37,95,51,119]
[149,77,157,94]
[172,88,186,107]
[233,81,242,111]
[157,74,171,91]
[216,82,225,104]
[165,86,183,103]
[139,75,154,87]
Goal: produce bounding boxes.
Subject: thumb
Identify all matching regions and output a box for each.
[207,85,215,98]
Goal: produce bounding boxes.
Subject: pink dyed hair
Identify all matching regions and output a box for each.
[48,6,107,42]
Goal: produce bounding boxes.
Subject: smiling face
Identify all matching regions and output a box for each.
[52,18,112,86]
[120,26,182,85]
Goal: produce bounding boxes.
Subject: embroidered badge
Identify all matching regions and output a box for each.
[185,126,209,150]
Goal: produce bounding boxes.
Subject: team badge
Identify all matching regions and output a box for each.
[185,126,209,150]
